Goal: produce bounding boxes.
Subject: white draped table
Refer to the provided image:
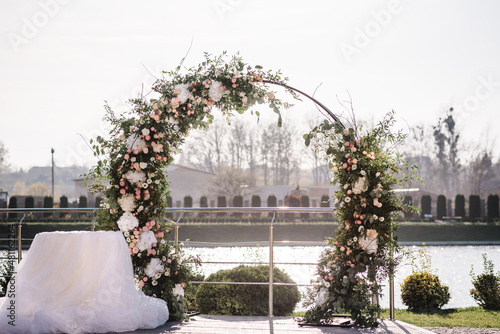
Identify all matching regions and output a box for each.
[0,231,169,334]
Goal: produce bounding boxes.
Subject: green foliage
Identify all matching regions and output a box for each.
[302,111,418,326]
[487,194,499,220]
[59,195,68,208]
[267,195,277,218]
[196,265,299,316]
[470,253,500,310]
[469,195,481,220]
[199,196,208,218]
[436,195,446,220]
[300,195,310,219]
[78,195,87,208]
[25,196,34,208]
[43,196,53,218]
[217,196,227,217]
[455,194,465,217]
[421,195,431,218]
[403,196,413,219]
[184,195,193,208]
[251,195,261,207]
[232,195,243,217]
[8,196,17,220]
[95,196,102,208]
[401,271,450,311]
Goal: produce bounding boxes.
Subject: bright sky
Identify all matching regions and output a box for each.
[1,0,500,170]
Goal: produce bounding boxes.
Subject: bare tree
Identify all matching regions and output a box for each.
[0,141,9,174]
[206,166,254,205]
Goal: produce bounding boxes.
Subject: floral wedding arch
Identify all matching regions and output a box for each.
[86,52,413,325]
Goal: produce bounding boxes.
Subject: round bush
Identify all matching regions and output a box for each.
[401,271,450,310]
[196,265,300,316]
[436,195,446,220]
[421,195,431,218]
[470,254,500,310]
[455,194,465,217]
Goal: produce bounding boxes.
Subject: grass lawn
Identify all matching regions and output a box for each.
[380,307,500,328]
[293,307,499,328]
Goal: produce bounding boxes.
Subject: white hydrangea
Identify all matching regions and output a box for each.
[145,258,164,278]
[315,287,328,307]
[352,176,369,195]
[359,229,378,254]
[136,230,157,251]
[118,194,136,212]
[124,170,146,184]
[174,83,192,103]
[127,134,147,152]
[172,284,184,300]
[116,212,139,232]
[208,80,224,102]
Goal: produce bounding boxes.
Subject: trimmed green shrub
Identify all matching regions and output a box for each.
[183,195,193,217]
[166,196,173,218]
[78,195,87,208]
[421,195,431,218]
[470,253,500,310]
[401,271,450,311]
[196,265,300,316]
[487,194,499,220]
[199,196,208,218]
[285,195,300,219]
[300,195,309,220]
[184,195,193,208]
[25,196,34,209]
[251,195,261,218]
[267,195,277,217]
[43,196,53,218]
[8,196,17,220]
[217,196,227,216]
[320,195,331,219]
[60,195,68,218]
[469,195,481,221]
[437,195,446,220]
[233,195,243,217]
[455,194,465,218]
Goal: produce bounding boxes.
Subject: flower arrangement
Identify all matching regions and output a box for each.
[85,52,295,319]
[302,111,416,326]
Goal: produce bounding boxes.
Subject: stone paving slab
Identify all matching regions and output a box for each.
[119,315,436,334]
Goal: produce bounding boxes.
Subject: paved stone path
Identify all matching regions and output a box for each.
[119,315,437,334]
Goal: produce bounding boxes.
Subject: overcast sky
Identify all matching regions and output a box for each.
[1,0,500,170]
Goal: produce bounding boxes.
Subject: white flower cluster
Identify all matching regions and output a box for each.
[145,257,164,278]
[352,176,369,194]
[117,212,139,232]
[174,83,192,103]
[172,284,185,300]
[208,80,224,102]
[136,230,157,251]
[118,194,136,212]
[315,287,328,307]
[124,170,146,184]
[127,134,147,152]
[359,229,378,254]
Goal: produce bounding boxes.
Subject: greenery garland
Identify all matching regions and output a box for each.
[85,52,295,319]
[302,111,417,326]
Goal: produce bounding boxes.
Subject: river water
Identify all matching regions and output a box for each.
[184,245,500,310]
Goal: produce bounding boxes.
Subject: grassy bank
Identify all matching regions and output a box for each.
[0,221,499,244]
[293,307,500,328]
[380,307,500,328]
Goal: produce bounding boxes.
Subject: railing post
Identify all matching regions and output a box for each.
[17,220,23,264]
[389,231,395,320]
[269,212,276,317]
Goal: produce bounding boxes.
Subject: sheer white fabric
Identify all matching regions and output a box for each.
[0,231,169,333]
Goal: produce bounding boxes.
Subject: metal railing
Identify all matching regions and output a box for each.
[0,207,396,319]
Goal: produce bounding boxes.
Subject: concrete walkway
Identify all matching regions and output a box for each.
[120,315,436,334]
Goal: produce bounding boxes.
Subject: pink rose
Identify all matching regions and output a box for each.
[120,188,126,195]
[139,281,145,287]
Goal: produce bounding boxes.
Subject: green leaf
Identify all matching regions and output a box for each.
[277,115,282,128]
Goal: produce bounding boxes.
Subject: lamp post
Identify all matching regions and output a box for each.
[51,148,55,201]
